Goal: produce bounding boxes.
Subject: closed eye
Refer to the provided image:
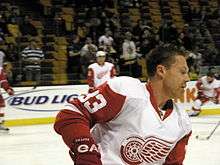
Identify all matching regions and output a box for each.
[180,67,189,75]
[181,71,187,75]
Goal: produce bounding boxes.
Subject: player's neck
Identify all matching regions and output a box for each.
[149,80,169,109]
[98,62,105,66]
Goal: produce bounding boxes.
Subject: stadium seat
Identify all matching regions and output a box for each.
[7,24,21,37]
[1,0,219,86]
[55,37,67,45]
[40,0,52,7]
[61,7,74,15]
[5,36,16,44]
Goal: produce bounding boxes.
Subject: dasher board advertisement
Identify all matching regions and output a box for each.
[2,81,220,126]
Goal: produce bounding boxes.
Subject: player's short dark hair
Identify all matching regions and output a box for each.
[146,44,188,77]
[207,71,215,77]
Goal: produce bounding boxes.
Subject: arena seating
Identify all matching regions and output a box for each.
[0,0,219,86]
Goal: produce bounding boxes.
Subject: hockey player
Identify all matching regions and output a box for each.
[87,50,116,93]
[54,44,191,165]
[189,71,220,117]
[0,67,14,132]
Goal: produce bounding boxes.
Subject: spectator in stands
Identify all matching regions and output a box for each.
[139,38,155,57]
[132,19,144,42]
[140,27,151,41]
[158,20,172,43]
[181,24,191,37]
[98,30,114,49]
[76,23,90,41]
[87,50,116,93]
[54,13,66,36]
[67,34,82,79]
[80,37,97,78]
[5,43,19,61]
[177,32,192,51]
[98,29,116,59]
[169,23,179,43]
[121,31,137,61]
[19,15,37,36]
[21,38,44,85]
[140,28,158,55]
[121,31,142,78]
[109,14,120,33]
[187,46,202,72]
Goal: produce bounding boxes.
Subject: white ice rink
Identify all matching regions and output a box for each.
[1,116,220,165]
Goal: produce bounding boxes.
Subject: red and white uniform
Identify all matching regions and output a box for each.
[0,67,14,122]
[197,76,219,98]
[54,76,192,165]
[192,76,220,111]
[0,68,13,106]
[87,62,116,89]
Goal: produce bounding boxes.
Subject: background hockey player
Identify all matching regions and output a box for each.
[87,50,116,93]
[0,67,14,132]
[54,44,192,165]
[189,71,220,117]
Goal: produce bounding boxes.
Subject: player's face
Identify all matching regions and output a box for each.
[207,76,214,83]
[163,55,190,99]
[97,56,106,65]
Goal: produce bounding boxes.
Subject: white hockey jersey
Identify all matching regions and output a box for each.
[87,62,116,88]
[56,76,192,165]
[198,76,220,98]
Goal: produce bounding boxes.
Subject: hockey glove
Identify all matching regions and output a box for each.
[7,88,14,96]
[69,137,102,165]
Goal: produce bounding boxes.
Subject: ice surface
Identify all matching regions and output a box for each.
[184,116,220,165]
[0,116,219,165]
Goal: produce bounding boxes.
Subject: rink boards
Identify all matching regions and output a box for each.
[3,81,220,126]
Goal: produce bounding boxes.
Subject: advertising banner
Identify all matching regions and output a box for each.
[3,85,88,121]
[2,81,219,126]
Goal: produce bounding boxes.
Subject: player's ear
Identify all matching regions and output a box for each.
[156,64,166,78]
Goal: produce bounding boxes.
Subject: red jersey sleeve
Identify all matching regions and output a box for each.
[110,65,116,78]
[164,132,192,165]
[87,68,94,88]
[0,69,12,92]
[54,82,126,164]
[196,79,203,90]
[215,87,220,104]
